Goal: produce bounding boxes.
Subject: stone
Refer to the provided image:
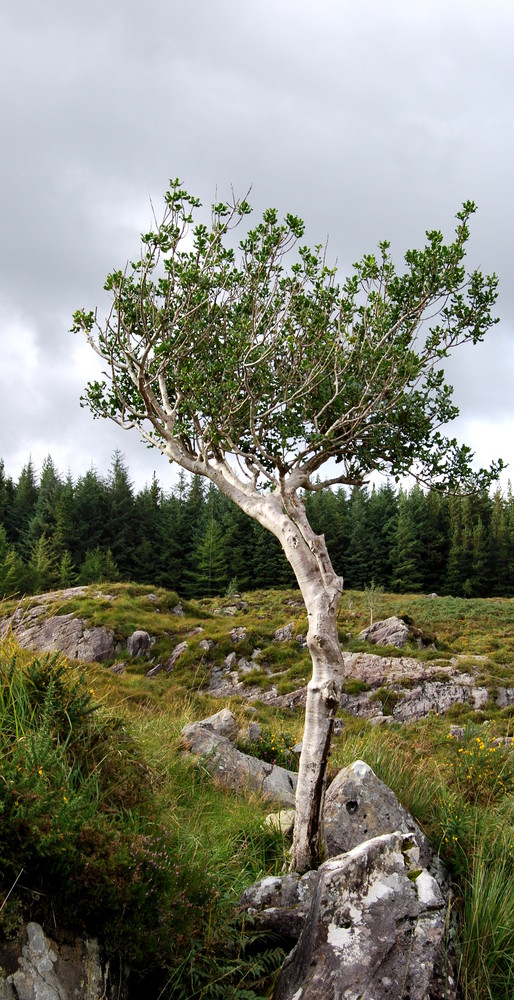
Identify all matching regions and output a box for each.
[273,832,455,1000]
[198,639,213,652]
[239,869,318,946]
[358,616,410,648]
[110,661,126,675]
[171,603,184,616]
[266,687,307,710]
[339,689,384,719]
[497,686,514,708]
[164,641,188,671]
[0,922,110,1000]
[324,760,440,876]
[274,623,295,642]
[229,627,247,644]
[198,707,240,741]
[264,807,296,837]
[126,629,153,657]
[392,679,489,722]
[180,720,297,806]
[145,662,164,678]
[490,735,514,748]
[341,650,453,685]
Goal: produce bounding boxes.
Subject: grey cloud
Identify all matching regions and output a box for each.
[0,0,512,489]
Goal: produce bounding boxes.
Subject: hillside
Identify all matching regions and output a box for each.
[1,584,513,998]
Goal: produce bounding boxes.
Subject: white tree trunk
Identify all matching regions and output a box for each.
[284,541,344,873]
[162,445,345,872]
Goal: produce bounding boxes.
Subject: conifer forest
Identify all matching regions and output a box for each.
[1,451,513,601]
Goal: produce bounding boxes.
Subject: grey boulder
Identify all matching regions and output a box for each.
[358,615,410,647]
[273,831,455,1000]
[126,629,153,657]
[324,759,446,884]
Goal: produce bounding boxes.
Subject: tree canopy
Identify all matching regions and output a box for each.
[73,181,502,498]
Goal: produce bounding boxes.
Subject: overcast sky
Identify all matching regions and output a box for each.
[1,0,513,493]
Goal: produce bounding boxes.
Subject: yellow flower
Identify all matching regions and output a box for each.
[38,767,44,776]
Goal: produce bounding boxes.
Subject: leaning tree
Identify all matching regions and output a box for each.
[73,181,501,873]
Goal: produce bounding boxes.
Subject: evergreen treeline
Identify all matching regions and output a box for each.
[1,451,513,599]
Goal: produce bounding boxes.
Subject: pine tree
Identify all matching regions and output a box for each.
[421,490,450,593]
[59,550,78,588]
[0,461,16,541]
[10,460,39,552]
[134,474,164,584]
[489,489,510,595]
[219,498,255,592]
[26,456,64,559]
[344,487,373,589]
[390,487,425,593]
[79,546,120,584]
[73,468,110,563]
[368,482,398,589]
[27,533,59,593]
[106,451,137,578]
[188,515,228,596]
[0,524,25,597]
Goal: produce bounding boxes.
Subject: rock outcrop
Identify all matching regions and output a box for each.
[323,760,445,881]
[0,604,116,662]
[181,710,297,806]
[0,921,118,1000]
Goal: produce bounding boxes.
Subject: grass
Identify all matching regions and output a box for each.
[1,583,513,998]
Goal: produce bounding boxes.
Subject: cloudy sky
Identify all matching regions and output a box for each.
[1,0,513,492]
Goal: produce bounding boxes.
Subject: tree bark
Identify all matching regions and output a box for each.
[285,545,344,873]
[261,488,345,873]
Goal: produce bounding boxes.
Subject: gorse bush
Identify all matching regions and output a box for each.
[241,725,300,772]
[445,730,513,805]
[0,642,210,971]
[0,636,286,995]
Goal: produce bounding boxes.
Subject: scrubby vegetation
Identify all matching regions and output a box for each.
[0,583,513,998]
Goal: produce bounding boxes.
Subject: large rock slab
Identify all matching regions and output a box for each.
[0,606,116,662]
[392,678,489,721]
[342,650,453,685]
[273,831,456,1000]
[181,712,297,806]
